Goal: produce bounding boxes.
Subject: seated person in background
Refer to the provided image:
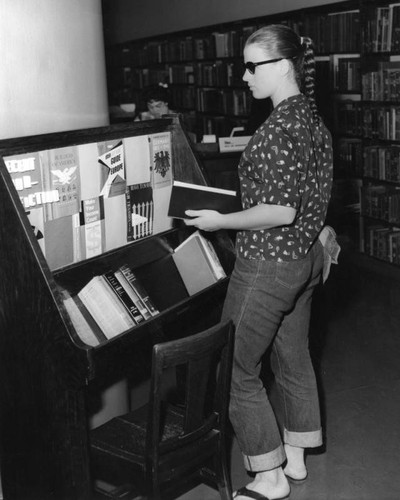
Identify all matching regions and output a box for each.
[135,83,174,120]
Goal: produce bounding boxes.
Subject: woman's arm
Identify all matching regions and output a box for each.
[184,204,296,232]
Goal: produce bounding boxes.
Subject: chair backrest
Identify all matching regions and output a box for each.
[145,320,234,462]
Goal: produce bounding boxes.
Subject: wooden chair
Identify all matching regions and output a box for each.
[90,320,235,500]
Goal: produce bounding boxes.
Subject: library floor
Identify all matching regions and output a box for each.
[177,249,400,500]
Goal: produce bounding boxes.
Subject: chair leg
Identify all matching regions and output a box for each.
[215,444,233,500]
[146,473,162,500]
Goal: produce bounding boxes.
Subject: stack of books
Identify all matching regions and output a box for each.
[63,264,159,345]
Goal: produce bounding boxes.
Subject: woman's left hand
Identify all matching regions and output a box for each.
[184,209,224,232]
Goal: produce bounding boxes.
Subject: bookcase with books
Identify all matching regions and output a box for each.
[359,0,400,265]
[0,115,236,499]
[311,6,363,249]
[105,2,361,138]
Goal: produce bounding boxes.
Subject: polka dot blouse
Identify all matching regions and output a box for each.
[237,94,333,261]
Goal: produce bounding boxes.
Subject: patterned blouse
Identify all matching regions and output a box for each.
[237,94,333,261]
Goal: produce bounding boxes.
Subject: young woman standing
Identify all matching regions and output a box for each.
[185,24,333,500]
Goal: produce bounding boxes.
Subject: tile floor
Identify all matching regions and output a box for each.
[177,250,400,500]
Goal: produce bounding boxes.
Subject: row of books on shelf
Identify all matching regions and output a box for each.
[195,61,245,88]
[62,264,159,347]
[62,231,227,346]
[334,100,363,136]
[362,60,400,101]
[109,10,362,68]
[361,184,400,223]
[363,3,400,53]
[335,138,363,176]
[363,105,400,140]
[123,38,195,67]
[128,68,169,89]
[197,29,252,60]
[363,145,400,182]
[169,87,196,110]
[364,224,400,264]
[303,9,360,53]
[168,64,195,85]
[335,101,400,139]
[196,88,252,116]
[109,66,168,89]
[333,55,361,92]
[113,59,246,100]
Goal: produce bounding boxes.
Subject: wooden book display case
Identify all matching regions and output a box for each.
[0,115,235,500]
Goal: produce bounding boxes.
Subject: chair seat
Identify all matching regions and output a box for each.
[91,402,186,462]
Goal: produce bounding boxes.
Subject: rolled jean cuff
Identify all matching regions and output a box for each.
[284,428,323,448]
[243,444,286,472]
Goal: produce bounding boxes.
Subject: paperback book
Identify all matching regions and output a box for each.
[125,182,154,241]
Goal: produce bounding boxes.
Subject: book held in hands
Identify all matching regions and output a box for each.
[168,180,241,219]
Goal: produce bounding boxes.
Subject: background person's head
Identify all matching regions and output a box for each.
[142,84,171,118]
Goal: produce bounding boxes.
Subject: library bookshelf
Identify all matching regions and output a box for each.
[105,0,400,267]
[359,0,400,265]
[0,115,235,499]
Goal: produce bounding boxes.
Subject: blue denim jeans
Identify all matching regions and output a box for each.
[222,239,324,472]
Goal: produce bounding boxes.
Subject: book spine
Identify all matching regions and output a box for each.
[118,264,159,316]
[114,269,152,320]
[102,271,144,324]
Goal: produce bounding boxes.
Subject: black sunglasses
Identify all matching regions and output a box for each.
[243,56,295,75]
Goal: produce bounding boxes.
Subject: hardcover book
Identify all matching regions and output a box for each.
[77,275,135,339]
[114,269,152,320]
[62,292,107,346]
[118,264,159,317]
[172,230,226,296]
[102,271,144,325]
[168,180,241,219]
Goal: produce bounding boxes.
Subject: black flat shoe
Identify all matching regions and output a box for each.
[234,486,290,500]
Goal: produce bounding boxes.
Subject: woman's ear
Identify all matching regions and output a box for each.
[279,58,292,77]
